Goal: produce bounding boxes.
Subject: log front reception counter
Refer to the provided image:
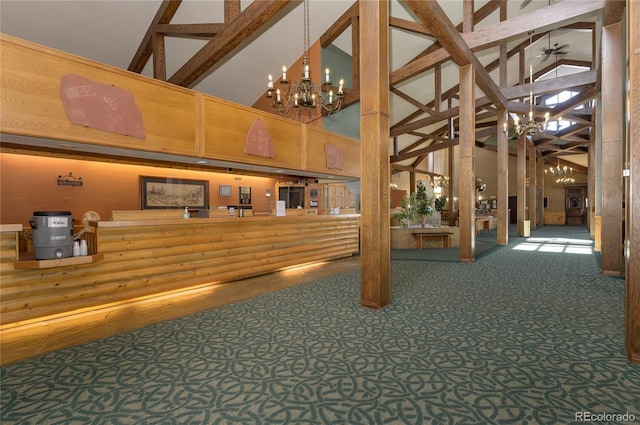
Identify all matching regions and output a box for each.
[0,214,360,365]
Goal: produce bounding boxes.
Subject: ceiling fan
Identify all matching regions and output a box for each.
[535,42,569,62]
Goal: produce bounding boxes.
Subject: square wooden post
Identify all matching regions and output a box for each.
[458,64,476,262]
[359,0,390,309]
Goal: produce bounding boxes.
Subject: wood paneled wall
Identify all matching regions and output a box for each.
[0,34,360,180]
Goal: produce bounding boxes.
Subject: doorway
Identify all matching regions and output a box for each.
[565,186,587,225]
[508,196,518,224]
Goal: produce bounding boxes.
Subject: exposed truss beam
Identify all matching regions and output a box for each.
[401,0,507,108]
[128,0,182,73]
[154,23,226,39]
[503,70,597,100]
[169,0,296,88]
[391,0,603,86]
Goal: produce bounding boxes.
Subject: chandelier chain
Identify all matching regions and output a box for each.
[303,0,309,58]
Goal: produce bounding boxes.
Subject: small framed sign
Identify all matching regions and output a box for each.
[219,185,232,197]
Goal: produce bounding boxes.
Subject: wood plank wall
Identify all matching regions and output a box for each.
[0,215,359,327]
[0,34,360,180]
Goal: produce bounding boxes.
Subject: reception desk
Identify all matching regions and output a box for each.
[0,214,359,364]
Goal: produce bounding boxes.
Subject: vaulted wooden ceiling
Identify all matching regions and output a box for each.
[126,0,624,177]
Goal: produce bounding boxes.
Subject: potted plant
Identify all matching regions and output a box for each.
[413,181,435,227]
[434,195,447,224]
[393,196,416,227]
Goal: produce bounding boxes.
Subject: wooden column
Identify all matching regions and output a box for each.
[536,151,545,228]
[600,22,624,276]
[497,109,509,245]
[448,100,457,221]
[497,2,508,245]
[528,144,537,231]
[459,64,476,262]
[517,134,527,235]
[359,0,390,308]
[589,111,597,237]
[626,0,640,364]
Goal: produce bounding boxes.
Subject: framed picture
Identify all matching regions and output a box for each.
[219,185,232,197]
[239,186,251,204]
[140,176,209,209]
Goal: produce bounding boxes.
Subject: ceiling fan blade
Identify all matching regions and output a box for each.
[520,0,532,9]
[554,44,570,51]
[555,51,569,56]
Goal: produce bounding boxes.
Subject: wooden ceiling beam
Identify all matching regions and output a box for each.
[320,1,358,47]
[548,87,597,119]
[534,123,590,147]
[391,138,459,163]
[391,0,603,86]
[526,59,592,84]
[169,0,295,88]
[390,88,437,115]
[224,0,241,22]
[390,32,544,134]
[155,23,227,39]
[128,0,182,73]
[391,96,492,137]
[503,70,597,100]
[603,0,626,25]
[389,17,434,37]
[401,0,506,109]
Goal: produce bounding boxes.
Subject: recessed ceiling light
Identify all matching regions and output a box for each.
[196,160,208,164]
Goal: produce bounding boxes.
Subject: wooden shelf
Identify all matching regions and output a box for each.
[14,253,103,269]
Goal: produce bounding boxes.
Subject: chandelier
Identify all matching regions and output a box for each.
[545,145,574,184]
[505,32,556,138]
[430,175,449,195]
[508,65,550,137]
[266,0,344,118]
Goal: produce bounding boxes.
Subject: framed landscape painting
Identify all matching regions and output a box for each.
[140,176,209,209]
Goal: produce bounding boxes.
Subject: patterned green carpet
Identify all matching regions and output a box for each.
[2,225,639,424]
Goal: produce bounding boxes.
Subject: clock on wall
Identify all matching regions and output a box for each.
[309,189,319,198]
